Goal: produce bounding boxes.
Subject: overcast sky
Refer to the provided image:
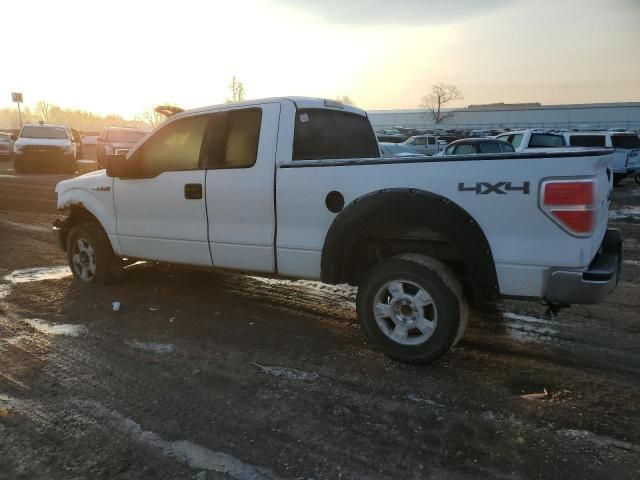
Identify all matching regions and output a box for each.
[0,0,638,118]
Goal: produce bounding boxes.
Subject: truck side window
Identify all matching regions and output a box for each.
[206,108,262,169]
[428,137,436,145]
[136,115,209,176]
[569,135,606,147]
[529,134,565,148]
[293,109,380,160]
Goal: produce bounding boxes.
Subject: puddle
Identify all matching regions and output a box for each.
[23,319,87,337]
[501,312,559,342]
[252,363,319,382]
[609,207,640,222]
[125,340,176,354]
[4,266,72,284]
[69,399,277,479]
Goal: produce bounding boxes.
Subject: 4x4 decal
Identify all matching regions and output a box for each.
[458,181,530,195]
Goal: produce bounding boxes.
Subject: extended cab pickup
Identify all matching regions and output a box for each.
[54,97,622,363]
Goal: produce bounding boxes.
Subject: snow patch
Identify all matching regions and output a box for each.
[4,266,72,284]
[23,319,87,337]
[0,284,11,299]
[609,207,640,221]
[623,259,640,267]
[252,363,319,382]
[0,219,49,233]
[68,399,278,479]
[3,334,31,345]
[125,340,176,354]
[407,394,442,407]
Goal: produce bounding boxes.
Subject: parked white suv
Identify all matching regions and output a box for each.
[53,97,622,364]
[494,129,569,153]
[563,130,640,185]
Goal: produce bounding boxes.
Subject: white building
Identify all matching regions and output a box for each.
[368,102,640,130]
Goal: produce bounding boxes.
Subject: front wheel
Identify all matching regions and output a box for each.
[356,254,468,364]
[67,223,122,285]
[635,174,640,186]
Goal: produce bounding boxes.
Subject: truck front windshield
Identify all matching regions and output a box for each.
[20,126,68,139]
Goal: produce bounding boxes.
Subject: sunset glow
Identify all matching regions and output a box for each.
[1,0,638,119]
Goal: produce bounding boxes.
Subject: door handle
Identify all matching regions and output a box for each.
[184,183,202,200]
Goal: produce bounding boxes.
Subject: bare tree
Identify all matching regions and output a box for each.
[226,76,246,103]
[420,84,463,124]
[336,95,356,106]
[137,103,179,127]
[35,100,53,122]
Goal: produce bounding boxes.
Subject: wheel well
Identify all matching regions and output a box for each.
[57,205,103,251]
[321,189,500,302]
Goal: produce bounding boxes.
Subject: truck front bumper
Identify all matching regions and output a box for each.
[544,229,622,305]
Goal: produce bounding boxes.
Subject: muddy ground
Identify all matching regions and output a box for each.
[0,160,639,480]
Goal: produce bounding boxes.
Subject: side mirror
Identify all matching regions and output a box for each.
[10,134,17,141]
[106,154,131,177]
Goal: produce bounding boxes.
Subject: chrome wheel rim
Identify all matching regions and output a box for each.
[373,280,438,346]
[71,238,96,281]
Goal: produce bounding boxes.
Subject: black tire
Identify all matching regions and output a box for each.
[66,223,122,285]
[356,254,468,364]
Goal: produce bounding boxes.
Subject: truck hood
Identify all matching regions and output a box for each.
[55,169,111,197]
[15,138,72,147]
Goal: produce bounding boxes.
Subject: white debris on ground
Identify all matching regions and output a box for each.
[623,259,640,266]
[609,207,640,221]
[557,429,640,453]
[4,266,72,284]
[252,363,319,382]
[22,319,87,337]
[68,399,278,480]
[125,340,176,354]
[406,394,442,407]
[0,284,11,299]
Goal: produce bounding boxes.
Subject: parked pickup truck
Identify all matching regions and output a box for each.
[53,97,622,364]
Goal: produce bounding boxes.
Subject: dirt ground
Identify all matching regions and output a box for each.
[0,159,639,480]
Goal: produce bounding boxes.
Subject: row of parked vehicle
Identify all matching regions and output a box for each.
[379,128,640,185]
[0,124,149,173]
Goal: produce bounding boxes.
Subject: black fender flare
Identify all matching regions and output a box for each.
[320,188,499,301]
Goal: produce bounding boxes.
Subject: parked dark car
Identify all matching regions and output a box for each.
[96,127,149,167]
[437,138,516,156]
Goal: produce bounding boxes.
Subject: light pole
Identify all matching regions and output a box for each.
[11,92,23,128]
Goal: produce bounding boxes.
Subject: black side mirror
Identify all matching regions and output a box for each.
[106,154,132,177]
[10,134,17,141]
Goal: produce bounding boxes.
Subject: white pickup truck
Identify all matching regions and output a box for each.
[53,97,622,363]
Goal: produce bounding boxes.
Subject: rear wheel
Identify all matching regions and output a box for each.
[67,223,122,285]
[356,254,468,364]
[612,174,626,186]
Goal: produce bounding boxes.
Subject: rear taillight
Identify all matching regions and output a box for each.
[541,179,596,236]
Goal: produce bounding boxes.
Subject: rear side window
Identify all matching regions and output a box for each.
[428,137,436,145]
[499,143,515,153]
[207,108,262,169]
[568,135,605,147]
[478,142,501,154]
[528,134,565,148]
[611,134,640,149]
[511,134,523,148]
[454,144,475,155]
[293,109,380,160]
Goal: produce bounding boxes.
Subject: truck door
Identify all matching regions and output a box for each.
[113,114,212,266]
[205,103,280,273]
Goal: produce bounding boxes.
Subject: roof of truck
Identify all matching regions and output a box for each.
[184,97,367,118]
